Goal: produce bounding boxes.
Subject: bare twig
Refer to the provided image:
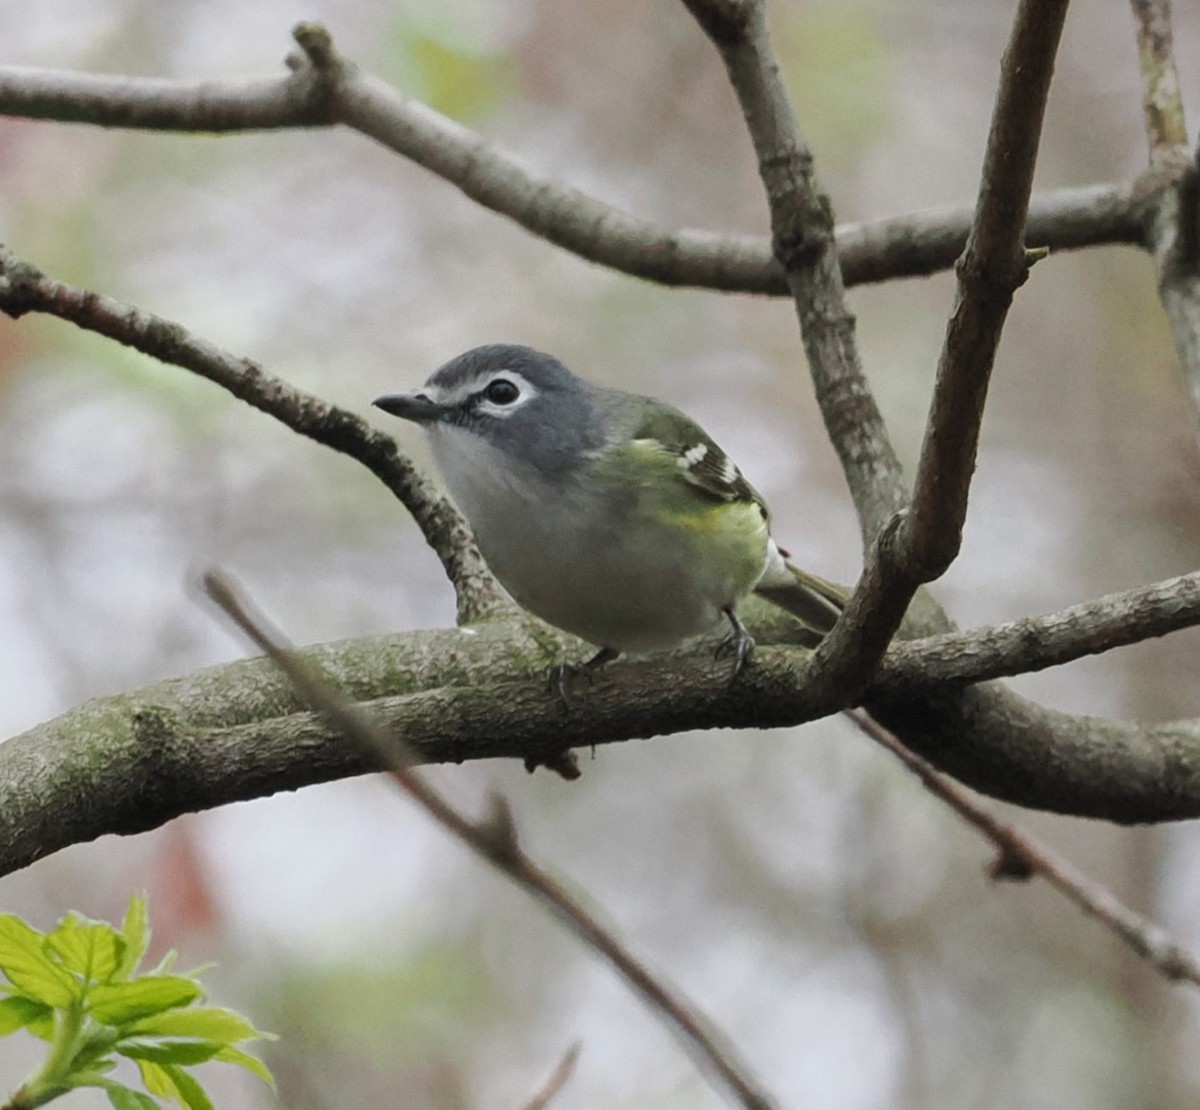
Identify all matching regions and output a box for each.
[1129,0,1189,159]
[520,1043,581,1110]
[848,710,1200,987]
[0,34,1143,296]
[0,64,320,129]
[839,184,1143,285]
[1128,1,1200,427]
[902,0,1071,582]
[679,0,924,730]
[0,244,503,624]
[680,0,905,540]
[803,0,1073,712]
[203,571,778,1110]
[879,569,1200,688]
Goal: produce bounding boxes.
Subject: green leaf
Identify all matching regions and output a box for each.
[47,912,125,984]
[136,1058,172,1099]
[88,976,203,1024]
[116,895,151,981]
[126,1006,267,1045]
[117,1038,222,1066]
[0,994,53,1035]
[23,1002,56,1041]
[100,1077,163,1110]
[0,915,78,1007]
[215,1044,275,1089]
[136,1058,218,1109]
[158,1064,214,1110]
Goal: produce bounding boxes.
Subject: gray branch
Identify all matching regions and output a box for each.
[0,29,1145,296]
[882,569,1200,688]
[5,592,1200,882]
[1128,0,1200,427]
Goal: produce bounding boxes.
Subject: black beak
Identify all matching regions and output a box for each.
[372,391,446,425]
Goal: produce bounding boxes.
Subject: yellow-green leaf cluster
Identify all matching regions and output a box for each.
[0,895,273,1110]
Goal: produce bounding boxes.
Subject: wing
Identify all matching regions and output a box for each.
[629,399,769,515]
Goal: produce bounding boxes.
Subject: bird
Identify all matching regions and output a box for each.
[373,344,844,681]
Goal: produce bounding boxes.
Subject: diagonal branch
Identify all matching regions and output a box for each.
[520,1044,581,1110]
[0,244,504,624]
[849,710,1200,987]
[205,571,777,1110]
[805,0,1072,710]
[901,0,1070,583]
[679,0,906,539]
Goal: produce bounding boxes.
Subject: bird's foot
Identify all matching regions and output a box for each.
[547,646,620,706]
[714,606,754,686]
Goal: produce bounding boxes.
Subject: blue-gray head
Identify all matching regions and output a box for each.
[373,344,606,473]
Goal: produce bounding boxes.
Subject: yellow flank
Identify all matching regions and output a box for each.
[613,438,769,590]
[666,498,761,533]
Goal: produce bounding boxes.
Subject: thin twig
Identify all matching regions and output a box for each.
[681,0,906,540]
[679,0,922,730]
[203,571,778,1110]
[519,1043,581,1110]
[0,35,1143,295]
[848,710,1200,987]
[1129,0,1189,159]
[1128,0,1200,430]
[0,244,502,624]
[903,0,1071,581]
[804,0,1073,711]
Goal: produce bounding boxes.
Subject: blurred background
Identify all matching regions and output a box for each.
[1,0,1200,1106]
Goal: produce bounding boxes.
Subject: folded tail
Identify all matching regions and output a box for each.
[753,560,846,635]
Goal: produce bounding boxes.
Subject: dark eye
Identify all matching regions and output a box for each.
[483,378,520,405]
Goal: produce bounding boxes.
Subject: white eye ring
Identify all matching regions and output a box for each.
[472,371,538,417]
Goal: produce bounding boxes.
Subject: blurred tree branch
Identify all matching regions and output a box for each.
[1130,0,1188,156]
[205,571,774,1110]
[1128,0,1200,423]
[849,711,1200,987]
[520,1044,581,1110]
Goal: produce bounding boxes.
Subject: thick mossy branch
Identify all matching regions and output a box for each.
[6,600,1200,882]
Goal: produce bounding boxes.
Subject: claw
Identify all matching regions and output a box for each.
[547,646,620,705]
[715,606,754,685]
